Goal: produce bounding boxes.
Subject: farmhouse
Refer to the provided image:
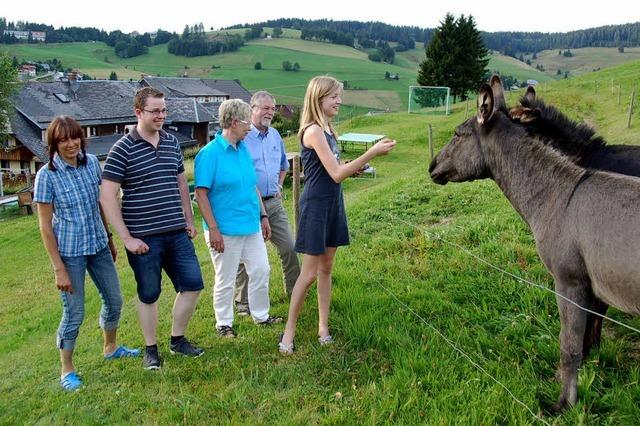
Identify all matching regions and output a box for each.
[1,77,254,174]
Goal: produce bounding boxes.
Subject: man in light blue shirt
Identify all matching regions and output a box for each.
[235,91,300,314]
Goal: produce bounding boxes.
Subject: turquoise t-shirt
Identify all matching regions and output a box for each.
[194,133,260,236]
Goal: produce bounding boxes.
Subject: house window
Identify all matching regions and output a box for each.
[1,160,9,170]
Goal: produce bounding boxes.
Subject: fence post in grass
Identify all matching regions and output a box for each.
[292,154,301,234]
[428,124,434,162]
[465,99,470,119]
[618,85,621,106]
[627,87,636,129]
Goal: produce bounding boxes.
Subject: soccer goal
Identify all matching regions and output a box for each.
[408,86,451,115]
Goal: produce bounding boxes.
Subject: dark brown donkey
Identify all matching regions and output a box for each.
[429,83,640,411]
[492,76,640,357]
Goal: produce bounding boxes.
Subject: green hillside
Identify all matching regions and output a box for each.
[1,41,411,113]
[3,37,639,115]
[532,46,640,77]
[1,58,640,424]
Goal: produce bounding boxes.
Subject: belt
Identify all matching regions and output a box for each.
[262,195,275,201]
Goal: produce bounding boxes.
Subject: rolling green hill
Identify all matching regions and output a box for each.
[532,46,640,77]
[3,36,639,114]
[2,40,411,113]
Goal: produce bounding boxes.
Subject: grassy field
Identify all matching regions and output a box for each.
[532,47,640,77]
[1,40,411,113]
[1,60,640,424]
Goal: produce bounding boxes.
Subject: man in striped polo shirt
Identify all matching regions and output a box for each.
[100,87,204,370]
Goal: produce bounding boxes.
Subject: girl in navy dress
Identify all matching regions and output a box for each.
[279,76,396,354]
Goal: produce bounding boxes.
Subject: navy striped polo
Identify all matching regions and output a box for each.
[102,127,186,237]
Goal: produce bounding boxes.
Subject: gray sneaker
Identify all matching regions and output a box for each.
[216,325,236,338]
[236,303,250,316]
[143,346,162,370]
[169,337,204,357]
[257,315,283,326]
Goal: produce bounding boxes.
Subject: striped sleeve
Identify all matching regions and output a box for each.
[175,136,185,174]
[102,138,130,183]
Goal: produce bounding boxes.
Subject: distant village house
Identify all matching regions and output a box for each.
[3,30,46,41]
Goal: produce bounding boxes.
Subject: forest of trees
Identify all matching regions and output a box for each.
[168,23,244,57]
[2,16,640,60]
[228,18,640,57]
[0,18,175,58]
[483,22,640,56]
[228,18,431,50]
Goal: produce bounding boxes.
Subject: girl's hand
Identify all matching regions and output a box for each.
[55,268,73,293]
[371,138,397,156]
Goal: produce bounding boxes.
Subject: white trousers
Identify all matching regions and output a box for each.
[205,232,271,326]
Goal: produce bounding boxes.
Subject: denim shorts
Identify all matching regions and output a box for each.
[126,230,204,304]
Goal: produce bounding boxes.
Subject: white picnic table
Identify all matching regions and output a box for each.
[337,133,385,152]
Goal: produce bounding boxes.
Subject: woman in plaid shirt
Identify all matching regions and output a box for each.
[34,116,139,391]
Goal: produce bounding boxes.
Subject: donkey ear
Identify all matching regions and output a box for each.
[524,86,536,102]
[509,106,540,123]
[489,75,506,112]
[477,84,494,125]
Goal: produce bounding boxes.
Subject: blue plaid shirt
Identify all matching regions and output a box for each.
[34,153,108,257]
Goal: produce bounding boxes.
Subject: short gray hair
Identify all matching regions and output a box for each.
[250,91,276,108]
[218,99,252,129]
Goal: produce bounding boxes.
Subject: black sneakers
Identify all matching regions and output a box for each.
[143,346,162,370]
[169,337,204,357]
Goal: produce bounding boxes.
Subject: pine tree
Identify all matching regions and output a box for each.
[417,14,488,102]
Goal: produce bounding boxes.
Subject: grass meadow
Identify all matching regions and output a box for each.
[1,58,640,424]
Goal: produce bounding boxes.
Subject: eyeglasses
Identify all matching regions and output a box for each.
[142,108,168,116]
[238,119,251,126]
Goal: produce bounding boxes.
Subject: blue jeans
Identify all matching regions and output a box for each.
[126,230,204,304]
[58,246,123,351]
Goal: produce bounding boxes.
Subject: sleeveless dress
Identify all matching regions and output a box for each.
[294,130,350,255]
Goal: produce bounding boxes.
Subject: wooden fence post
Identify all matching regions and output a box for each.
[292,155,301,234]
[465,99,470,119]
[618,85,621,106]
[428,124,434,162]
[627,88,636,129]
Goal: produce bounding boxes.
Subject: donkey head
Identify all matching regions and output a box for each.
[429,84,495,185]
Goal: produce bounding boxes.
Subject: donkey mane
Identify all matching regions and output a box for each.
[517,96,607,164]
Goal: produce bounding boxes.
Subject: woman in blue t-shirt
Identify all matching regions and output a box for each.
[34,116,139,391]
[194,99,282,339]
[278,76,396,354]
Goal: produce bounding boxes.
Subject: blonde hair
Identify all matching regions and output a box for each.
[298,76,343,139]
[218,99,252,129]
